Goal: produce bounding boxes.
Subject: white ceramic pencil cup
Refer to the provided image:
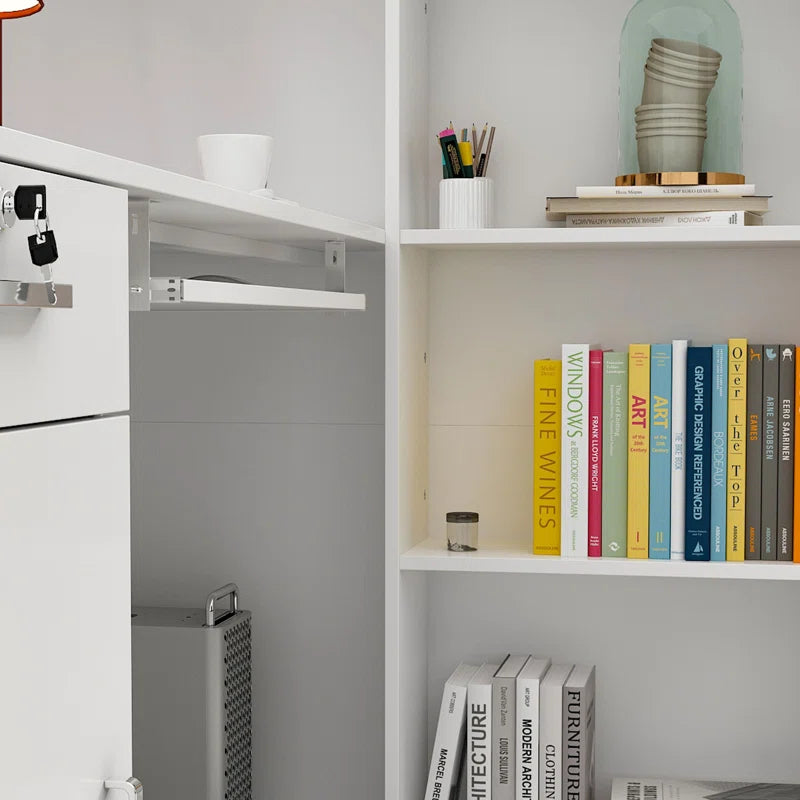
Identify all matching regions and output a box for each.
[439,178,495,229]
[197,134,274,192]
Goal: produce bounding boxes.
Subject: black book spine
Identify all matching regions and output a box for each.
[761,347,779,560]
[778,346,796,561]
[746,346,763,559]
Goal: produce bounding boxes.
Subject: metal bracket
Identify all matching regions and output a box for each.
[128,200,151,311]
[325,240,346,293]
[105,778,144,800]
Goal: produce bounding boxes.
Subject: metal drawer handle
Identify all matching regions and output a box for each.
[205,582,239,627]
[0,279,73,308]
[105,777,143,800]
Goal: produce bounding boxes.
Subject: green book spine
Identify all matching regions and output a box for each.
[602,352,628,557]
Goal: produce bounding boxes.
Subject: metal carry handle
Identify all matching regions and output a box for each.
[105,777,143,800]
[205,583,239,627]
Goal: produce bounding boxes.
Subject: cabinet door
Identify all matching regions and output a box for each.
[0,161,129,428]
[0,416,131,800]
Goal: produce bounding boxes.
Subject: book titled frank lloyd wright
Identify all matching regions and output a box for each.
[611,778,800,800]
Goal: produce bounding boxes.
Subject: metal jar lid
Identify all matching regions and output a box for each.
[446,512,479,523]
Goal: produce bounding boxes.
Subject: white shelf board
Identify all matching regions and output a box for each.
[149,278,365,311]
[400,225,800,250]
[400,538,800,580]
[0,127,384,251]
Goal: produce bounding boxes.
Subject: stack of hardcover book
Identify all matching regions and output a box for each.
[424,657,596,800]
[533,341,800,562]
[545,184,769,227]
[612,778,800,800]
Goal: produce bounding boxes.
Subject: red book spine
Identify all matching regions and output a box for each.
[588,350,604,557]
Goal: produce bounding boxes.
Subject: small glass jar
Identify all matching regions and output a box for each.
[447,512,479,552]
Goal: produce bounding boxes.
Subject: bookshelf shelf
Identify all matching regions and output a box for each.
[400,225,800,250]
[400,538,800,579]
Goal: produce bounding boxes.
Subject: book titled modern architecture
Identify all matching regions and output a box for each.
[539,665,574,800]
[628,345,651,558]
[534,360,562,556]
[602,352,628,557]
[671,340,690,559]
[516,658,552,800]
[611,778,800,800]
[649,344,672,559]
[424,663,480,800]
[493,656,529,800]
[562,345,594,558]
[710,344,728,561]
[745,345,763,560]
[686,348,712,561]
[778,345,796,561]
[727,339,747,561]
[588,351,604,558]
[467,664,498,800]
[762,345,779,559]
[563,665,596,800]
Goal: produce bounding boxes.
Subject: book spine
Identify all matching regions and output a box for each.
[493,677,515,800]
[795,347,800,563]
[539,676,565,800]
[575,184,757,198]
[588,351,604,557]
[685,348,712,561]
[671,340,689,559]
[517,673,544,800]
[649,344,672,559]
[627,345,651,558]
[562,345,590,558]
[562,676,595,800]
[778,346,796,561]
[710,344,728,560]
[424,681,469,800]
[745,346,763,560]
[468,682,492,800]
[534,361,562,555]
[602,353,628,557]
[761,346,779,559]
[565,210,750,227]
[727,339,748,561]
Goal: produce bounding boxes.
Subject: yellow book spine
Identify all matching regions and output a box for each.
[533,360,562,555]
[627,344,651,558]
[727,338,748,560]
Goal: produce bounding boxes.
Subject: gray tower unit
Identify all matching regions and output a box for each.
[132,584,252,800]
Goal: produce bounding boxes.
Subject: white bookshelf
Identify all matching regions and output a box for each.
[385,3,800,800]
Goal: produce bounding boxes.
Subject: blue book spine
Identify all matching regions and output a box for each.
[710,344,728,560]
[649,344,672,559]
[686,347,713,561]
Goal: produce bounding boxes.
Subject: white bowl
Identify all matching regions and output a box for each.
[642,68,716,106]
[637,129,706,172]
[646,57,719,83]
[197,134,274,192]
[652,38,723,65]
[647,50,720,77]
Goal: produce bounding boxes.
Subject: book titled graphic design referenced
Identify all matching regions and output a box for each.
[778,345,796,561]
[671,340,690,559]
[539,665,574,800]
[711,344,728,560]
[628,345,651,558]
[727,339,748,561]
[563,665,595,800]
[424,663,480,800]
[602,353,628,557]
[468,664,499,800]
[745,345,763,560]
[493,656,529,800]
[762,346,779,559]
[565,211,762,228]
[534,361,562,556]
[588,351,604,557]
[516,658,551,800]
[649,344,672,559]
[686,347,712,561]
[611,778,800,800]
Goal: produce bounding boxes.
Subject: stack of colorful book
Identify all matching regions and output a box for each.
[533,341,800,562]
[545,184,770,227]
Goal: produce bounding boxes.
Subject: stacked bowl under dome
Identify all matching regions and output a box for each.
[636,38,722,173]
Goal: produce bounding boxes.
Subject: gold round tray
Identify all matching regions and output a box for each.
[615,172,746,187]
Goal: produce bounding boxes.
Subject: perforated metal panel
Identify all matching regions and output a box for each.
[224,616,252,800]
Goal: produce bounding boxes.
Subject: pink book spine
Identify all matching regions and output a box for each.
[588,350,604,557]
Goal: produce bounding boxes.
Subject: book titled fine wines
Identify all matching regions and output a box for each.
[563,665,596,800]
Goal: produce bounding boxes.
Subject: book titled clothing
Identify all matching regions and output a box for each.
[602,352,628,557]
[534,361,562,555]
[468,663,498,800]
[761,345,779,560]
[493,656,529,800]
[745,345,763,560]
[516,658,552,800]
[562,345,594,558]
[627,345,650,558]
[588,351,604,557]
[685,348,712,561]
[670,340,689,559]
[563,665,595,800]
[649,344,672,559]
[424,663,480,800]
[727,339,747,561]
[539,665,574,800]
[778,345,796,561]
[710,344,728,560]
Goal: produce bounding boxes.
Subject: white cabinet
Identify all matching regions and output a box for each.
[0,161,129,428]
[0,416,131,800]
